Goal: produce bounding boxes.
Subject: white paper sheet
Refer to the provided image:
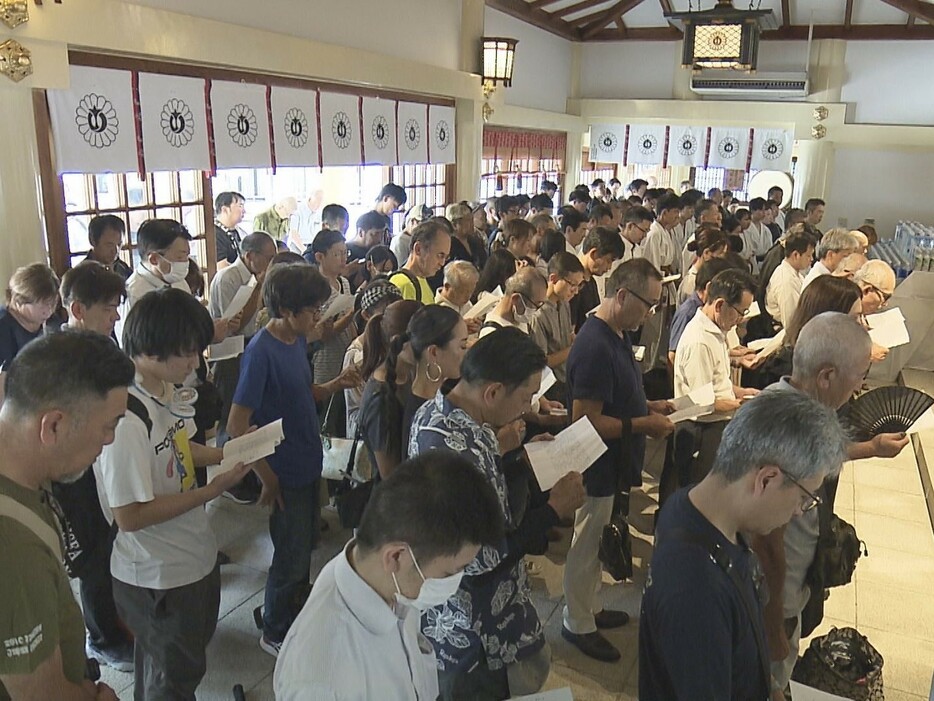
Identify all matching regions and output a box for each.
[223,283,255,320]
[661,273,681,284]
[464,290,502,320]
[524,417,607,491]
[669,382,716,423]
[865,307,910,348]
[220,419,284,471]
[532,367,556,406]
[208,335,244,361]
[746,300,761,318]
[633,345,646,362]
[321,293,355,320]
[788,681,850,701]
[751,329,786,359]
[509,689,573,701]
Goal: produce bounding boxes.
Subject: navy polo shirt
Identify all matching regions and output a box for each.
[566,315,647,496]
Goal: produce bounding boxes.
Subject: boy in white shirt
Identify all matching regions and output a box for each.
[97,288,253,700]
[274,451,504,701]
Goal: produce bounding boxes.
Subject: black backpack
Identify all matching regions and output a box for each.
[392,269,423,303]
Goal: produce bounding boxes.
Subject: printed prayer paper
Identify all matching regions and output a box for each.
[464,290,502,320]
[524,417,606,491]
[746,300,761,318]
[532,367,556,406]
[207,335,244,362]
[669,382,716,423]
[865,307,910,348]
[222,283,255,320]
[219,419,284,472]
[320,293,355,320]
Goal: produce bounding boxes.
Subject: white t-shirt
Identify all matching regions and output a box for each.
[96,385,216,590]
[274,541,439,701]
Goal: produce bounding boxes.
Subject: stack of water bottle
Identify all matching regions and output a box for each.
[871,221,934,281]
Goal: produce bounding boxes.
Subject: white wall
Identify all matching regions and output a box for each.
[484,7,573,113]
[121,0,464,71]
[826,147,934,238]
[841,42,934,126]
[580,42,679,99]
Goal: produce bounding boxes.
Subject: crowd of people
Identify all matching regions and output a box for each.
[0,174,911,701]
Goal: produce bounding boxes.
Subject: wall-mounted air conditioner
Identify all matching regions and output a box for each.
[690,71,809,99]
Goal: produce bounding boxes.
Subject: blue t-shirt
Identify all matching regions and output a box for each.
[233,328,322,488]
[669,292,703,353]
[566,315,647,495]
[639,488,769,701]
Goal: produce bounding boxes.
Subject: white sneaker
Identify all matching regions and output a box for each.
[259,635,282,658]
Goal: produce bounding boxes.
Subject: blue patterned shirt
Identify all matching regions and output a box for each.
[408,391,545,672]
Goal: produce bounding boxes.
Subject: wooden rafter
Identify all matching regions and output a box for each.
[527,0,565,9]
[908,13,917,25]
[586,22,934,40]
[878,0,934,24]
[781,0,791,28]
[658,0,673,13]
[485,0,580,39]
[553,0,612,19]
[844,0,854,29]
[615,12,628,33]
[578,0,646,38]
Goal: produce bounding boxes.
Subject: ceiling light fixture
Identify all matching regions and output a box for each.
[665,0,777,72]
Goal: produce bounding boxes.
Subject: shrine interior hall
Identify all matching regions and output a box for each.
[2,0,934,700]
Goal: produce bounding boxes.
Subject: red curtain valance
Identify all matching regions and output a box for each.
[482,127,567,162]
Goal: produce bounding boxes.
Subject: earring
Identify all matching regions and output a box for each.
[425,362,443,383]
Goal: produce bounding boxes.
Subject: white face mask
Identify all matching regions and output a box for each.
[513,298,532,326]
[392,547,464,612]
[157,255,189,285]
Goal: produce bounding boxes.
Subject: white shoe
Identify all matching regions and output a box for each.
[259,635,281,658]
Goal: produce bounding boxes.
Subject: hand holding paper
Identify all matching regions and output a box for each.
[223,283,256,320]
[669,383,716,423]
[524,416,607,491]
[865,307,909,349]
[464,290,502,320]
[219,419,284,472]
[320,293,355,321]
[208,335,244,361]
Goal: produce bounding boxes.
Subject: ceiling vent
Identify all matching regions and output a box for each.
[690,71,809,99]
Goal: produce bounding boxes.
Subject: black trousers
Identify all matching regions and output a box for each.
[80,533,130,652]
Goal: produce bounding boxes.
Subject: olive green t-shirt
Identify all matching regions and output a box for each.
[0,473,86,699]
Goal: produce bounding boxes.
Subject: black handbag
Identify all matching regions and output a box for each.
[599,490,633,581]
[332,419,374,530]
[792,627,884,701]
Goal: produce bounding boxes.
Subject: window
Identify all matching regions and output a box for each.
[479,158,563,203]
[61,170,210,271]
[390,164,453,233]
[690,166,758,202]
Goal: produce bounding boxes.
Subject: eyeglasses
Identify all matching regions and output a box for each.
[560,278,582,291]
[865,283,892,304]
[521,294,545,311]
[632,223,650,236]
[780,469,822,513]
[729,302,751,318]
[624,287,659,315]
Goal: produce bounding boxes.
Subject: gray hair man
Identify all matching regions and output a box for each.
[832,252,868,281]
[802,228,860,290]
[853,259,896,315]
[640,390,850,701]
[479,266,547,338]
[436,260,480,332]
[751,312,909,696]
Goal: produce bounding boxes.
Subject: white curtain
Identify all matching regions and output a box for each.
[361,97,397,165]
[270,86,320,168]
[626,124,667,166]
[589,124,626,165]
[210,81,272,169]
[319,92,362,166]
[428,105,456,164]
[397,101,429,164]
[137,73,210,172]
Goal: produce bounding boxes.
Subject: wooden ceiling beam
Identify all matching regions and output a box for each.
[844,0,855,29]
[527,0,566,9]
[907,13,917,25]
[485,0,581,39]
[578,0,646,38]
[615,12,628,33]
[553,0,612,19]
[878,0,934,24]
[584,22,934,40]
[781,0,791,28]
[658,0,673,13]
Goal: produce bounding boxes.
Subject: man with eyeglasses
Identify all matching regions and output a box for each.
[853,259,896,315]
[562,259,675,663]
[640,391,850,701]
[595,206,653,300]
[479,267,548,338]
[673,270,761,488]
[529,252,585,402]
[569,227,625,333]
[750,312,908,699]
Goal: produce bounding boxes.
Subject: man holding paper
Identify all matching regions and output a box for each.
[409,328,585,700]
[562,259,675,663]
[96,289,254,700]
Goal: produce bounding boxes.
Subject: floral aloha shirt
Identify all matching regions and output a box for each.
[408,391,545,673]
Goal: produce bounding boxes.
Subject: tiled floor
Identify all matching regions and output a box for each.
[87,431,934,700]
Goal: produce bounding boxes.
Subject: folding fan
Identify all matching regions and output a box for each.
[845,386,934,440]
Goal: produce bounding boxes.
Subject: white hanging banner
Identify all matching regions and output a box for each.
[270,86,319,168]
[137,73,210,172]
[319,92,362,166]
[361,97,397,166]
[428,104,456,164]
[750,128,793,172]
[666,125,708,168]
[707,126,749,168]
[589,124,626,164]
[48,66,139,174]
[397,101,429,164]
[626,124,667,166]
[210,81,271,169]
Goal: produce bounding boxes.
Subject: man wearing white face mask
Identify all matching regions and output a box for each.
[274,452,504,701]
[122,219,232,345]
